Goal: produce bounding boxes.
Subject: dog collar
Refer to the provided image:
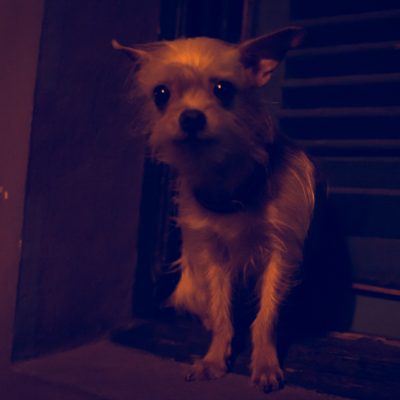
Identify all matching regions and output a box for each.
[192,162,268,214]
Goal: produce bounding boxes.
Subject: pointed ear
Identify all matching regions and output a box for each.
[111,39,147,63]
[239,26,305,86]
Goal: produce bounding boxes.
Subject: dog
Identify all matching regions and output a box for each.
[113,27,315,393]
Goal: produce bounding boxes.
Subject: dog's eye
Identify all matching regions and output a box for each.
[153,85,170,109]
[213,80,236,107]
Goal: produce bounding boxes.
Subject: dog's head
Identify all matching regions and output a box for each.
[113,28,303,177]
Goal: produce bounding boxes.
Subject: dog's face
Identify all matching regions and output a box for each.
[113,28,303,177]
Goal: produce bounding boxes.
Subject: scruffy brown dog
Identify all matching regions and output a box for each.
[113,27,315,393]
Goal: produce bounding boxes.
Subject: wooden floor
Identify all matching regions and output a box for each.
[112,317,400,400]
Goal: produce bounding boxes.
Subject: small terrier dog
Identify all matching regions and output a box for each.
[113,27,315,393]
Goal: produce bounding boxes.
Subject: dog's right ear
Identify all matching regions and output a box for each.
[111,39,147,63]
[239,27,305,87]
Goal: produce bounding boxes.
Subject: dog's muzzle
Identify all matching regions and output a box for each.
[179,109,207,138]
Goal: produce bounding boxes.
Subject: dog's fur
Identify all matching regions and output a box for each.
[113,27,315,392]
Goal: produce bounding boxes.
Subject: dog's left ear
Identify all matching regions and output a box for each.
[239,27,305,87]
[111,39,148,63]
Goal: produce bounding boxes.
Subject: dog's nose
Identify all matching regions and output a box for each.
[179,109,207,136]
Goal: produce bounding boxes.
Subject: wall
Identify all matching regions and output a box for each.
[0,0,44,366]
[12,0,160,360]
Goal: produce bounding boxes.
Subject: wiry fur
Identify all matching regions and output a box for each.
[114,27,315,393]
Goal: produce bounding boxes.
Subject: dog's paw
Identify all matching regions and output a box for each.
[185,359,226,381]
[251,364,285,393]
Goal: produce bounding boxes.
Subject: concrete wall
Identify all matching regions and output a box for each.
[0,0,44,366]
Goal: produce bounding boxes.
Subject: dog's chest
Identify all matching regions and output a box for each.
[179,204,269,269]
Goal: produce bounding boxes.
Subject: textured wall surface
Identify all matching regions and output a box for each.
[12,0,160,360]
[0,0,44,366]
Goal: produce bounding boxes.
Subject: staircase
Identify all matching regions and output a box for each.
[281,0,400,333]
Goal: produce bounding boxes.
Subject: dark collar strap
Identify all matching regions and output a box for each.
[192,161,268,214]
[190,136,289,214]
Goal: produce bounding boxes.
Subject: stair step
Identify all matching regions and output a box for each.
[286,41,400,78]
[331,187,400,196]
[291,0,400,19]
[348,237,400,289]
[283,75,400,108]
[298,140,400,157]
[315,157,400,189]
[279,107,400,141]
[279,106,400,117]
[353,283,400,297]
[328,188,400,238]
[289,41,400,57]
[281,119,400,141]
[283,73,400,87]
[295,8,400,26]
[279,106,400,139]
[294,9,400,48]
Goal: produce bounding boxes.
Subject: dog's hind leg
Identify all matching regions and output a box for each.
[186,264,233,381]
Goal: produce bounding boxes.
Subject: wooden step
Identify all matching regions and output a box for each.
[295,8,400,26]
[283,77,400,108]
[297,140,400,157]
[279,107,400,141]
[353,283,400,298]
[286,41,400,78]
[290,0,400,19]
[348,237,400,289]
[315,157,400,189]
[294,10,400,48]
[289,41,400,58]
[328,187,400,238]
[279,106,400,117]
[283,73,400,87]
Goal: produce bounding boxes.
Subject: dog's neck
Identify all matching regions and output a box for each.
[191,161,268,214]
[177,139,284,214]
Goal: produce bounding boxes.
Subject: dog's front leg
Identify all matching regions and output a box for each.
[251,253,288,392]
[186,264,233,381]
